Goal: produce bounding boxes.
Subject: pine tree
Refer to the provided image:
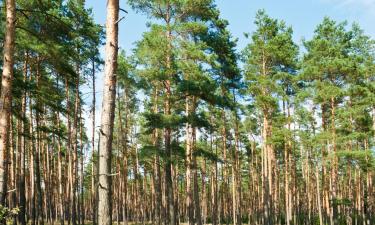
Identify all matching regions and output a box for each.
[243,10,298,225]
[302,17,375,224]
[0,2,374,224]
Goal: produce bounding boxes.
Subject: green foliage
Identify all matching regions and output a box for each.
[0,205,19,222]
[194,144,223,163]
[243,9,298,117]
[2,1,374,222]
[337,150,375,171]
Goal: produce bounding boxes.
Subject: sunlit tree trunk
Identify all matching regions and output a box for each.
[91,60,97,225]
[185,97,194,225]
[98,0,119,224]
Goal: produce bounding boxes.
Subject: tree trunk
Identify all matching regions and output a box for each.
[233,111,242,225]
[316,165,323,225]
[91,60,97,225]
[164,3,176,224]
[0,0,16,207]
[330,97,338,224]
[185,97,194,225]
[17,53,28,225]
[118,87,128,225]
[35,60,44,225]
[152,87,161,225]
[97,0,119,224]
[71,66,80,225]
[56,110,65,225]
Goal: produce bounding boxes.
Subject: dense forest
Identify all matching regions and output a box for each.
[0,0,374,225]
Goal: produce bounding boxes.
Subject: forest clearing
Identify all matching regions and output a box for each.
[0,0,374,224]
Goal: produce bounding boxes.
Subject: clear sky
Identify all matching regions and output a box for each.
[86,0,375,52]
[83,0,375,147]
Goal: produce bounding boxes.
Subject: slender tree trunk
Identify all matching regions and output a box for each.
[28,78,36,225]
[321,103,329,224]
[0,0,16,207]
[185,97,194,225]
[79,112,85,225]
[211,125,218,225]
[192,117,202,225]
[330,97,338,224]
[56,110,65,225]
[118,89,128,225]
[316,165,323,225]
[64,69,73,225]
[91,60,97,225]
[233,110,242,225]
[9,115,16,225]
[152,87,161,225]
[71,66,81,225]
[260,49,273,225]
[35,60,44,225]
[201,158,207,225]
[98,0,119,224]
[221,110,228,225]
[17,53,28,225]
[164,3,176,224]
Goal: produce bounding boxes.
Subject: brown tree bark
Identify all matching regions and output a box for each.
[91,60,97,225]
[164,3,176,224]
[233,111,242,225]
[56,110,65,225]
[97,0,119,224]
[151,87,161,225]
[118,87,128,225]
[17,53,28,225]
[35,60,44,225]
[0,0,16,206]
[185,97,194,225]
[70,67,81,225]
[330,97,338,225]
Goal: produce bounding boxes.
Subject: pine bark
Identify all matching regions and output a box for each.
[17,53,28,225]
[97,0,119,224]
[185,97,194,225]
[164,4,176,224]
[91,60,97,225]
[0,0,16,206]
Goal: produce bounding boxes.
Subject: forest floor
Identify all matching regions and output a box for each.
[111,223,215,225]
[85,223,216,225]
[83,222,215,225]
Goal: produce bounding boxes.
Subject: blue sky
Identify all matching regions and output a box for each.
[87,0,375,52]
